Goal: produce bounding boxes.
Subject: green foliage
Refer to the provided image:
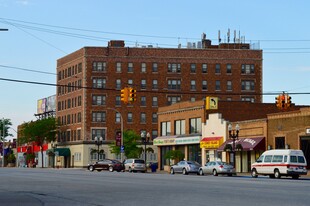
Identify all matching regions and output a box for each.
[0,118,13,141]
[164,150,185,165]
[7,153,16,163]
[18,117,57,145]
[108,130,142,159]
[26,153,35,161]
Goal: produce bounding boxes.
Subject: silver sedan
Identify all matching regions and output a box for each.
[170,161,201,175]
[198,161,236,176]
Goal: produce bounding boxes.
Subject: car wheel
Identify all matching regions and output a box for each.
[170,168,175,175]
[182,168,188,175]
[89,165,94,172]
[274,169,281,179]
[251,169,258,178]
[97,170,102,172]
[108,166,114,172]
[269,174,275,178]
[199,169,204,176]
[213,169,218,176]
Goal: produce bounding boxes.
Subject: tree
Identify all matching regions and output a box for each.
[164,150,185,165]
[18,117,57,168]
[0,118,13,141]
[109,130,142,159]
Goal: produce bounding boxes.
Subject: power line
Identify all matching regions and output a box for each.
[0,64,56,75]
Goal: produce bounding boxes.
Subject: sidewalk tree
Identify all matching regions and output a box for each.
[109,130,141,159]
[164,150,185,166]
[18,117,57,168]
[0,118,13,141]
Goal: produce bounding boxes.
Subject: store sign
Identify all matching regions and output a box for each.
[200,137,223,149]
[153,136,201,146]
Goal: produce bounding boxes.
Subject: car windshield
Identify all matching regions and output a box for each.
[134,160,145,164]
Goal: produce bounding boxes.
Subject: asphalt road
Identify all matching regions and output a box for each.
[0,168,309,206]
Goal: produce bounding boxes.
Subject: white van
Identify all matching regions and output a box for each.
[251,149,307,179]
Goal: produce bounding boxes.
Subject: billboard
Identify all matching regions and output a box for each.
[37,95,56,114]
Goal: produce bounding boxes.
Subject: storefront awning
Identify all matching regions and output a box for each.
[55,148,71,156]
[218,137,265,152]
[200,137,223,149]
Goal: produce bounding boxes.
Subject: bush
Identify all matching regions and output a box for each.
[7,153,16,163]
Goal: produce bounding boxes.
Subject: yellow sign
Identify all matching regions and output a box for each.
[205,96,218,110]
[200,137,223,149]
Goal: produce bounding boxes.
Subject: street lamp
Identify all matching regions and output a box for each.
[51,141,57,168]
[141,132,150,164]
[94,136,103,162]
[228,123,239,168]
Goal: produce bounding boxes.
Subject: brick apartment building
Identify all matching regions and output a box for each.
[56,38,263,167]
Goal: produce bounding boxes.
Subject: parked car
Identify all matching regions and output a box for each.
[198,161,236,176]
[88,159,124,172]
[123,159,146,173]
[251,149,307,179]
[170,160,201,175]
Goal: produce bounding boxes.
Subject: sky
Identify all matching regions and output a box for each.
[1,0,310,140]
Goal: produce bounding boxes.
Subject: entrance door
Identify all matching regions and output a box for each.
[300,136,310,169]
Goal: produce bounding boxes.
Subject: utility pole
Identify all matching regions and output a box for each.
[2,118,5,167]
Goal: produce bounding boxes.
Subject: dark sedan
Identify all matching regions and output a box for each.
[88,159,124,172]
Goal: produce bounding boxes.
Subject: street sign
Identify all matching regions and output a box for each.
[120,145,124,153]
[206,96,218,110]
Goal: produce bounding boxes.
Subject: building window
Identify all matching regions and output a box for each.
[92,112,106,122]
[226,81,232,91]
[78,96,82,106]
[190,97,196,102]
[175,120,185,135]
[128,79,133,87]
[167,96,181,105]
[128,62,133,72]
[152,96,158,106]
[93,62,107,72]
[202,64,208,73]
[190,118,202,134]
[215,64,221,74]
[74,152,81,162]
[140,113,146,123]
[77,113,81,122]
[141,63,146,73]
[226,64,232,74]
[67,99,71,108]
[168,63,181,73]
[152,79,158,89]
[78,63,82,73]
[241,64,255,74]
[202,80,208,90]
[115,79,121,89]
[152,63,158,72]
[241,96,255,102]
[141,79,146,89]
[115,112,121,123]
[241,80,255,91]
[115,96,121,106]
[161,121,171,136]
[167,79,181,90]
[215,80,221,91]
[77,129,81,140]
[152,113,157,123]
[275,137,285,149]
[127,112,133,123]
[152,130,158,140]
[91,129,106,141]
[190,64,196,73]
[93,78,106,88]
[190,80,196,90]
[141,96,146,106]
[116,62,122,72]
[92,95,106,106]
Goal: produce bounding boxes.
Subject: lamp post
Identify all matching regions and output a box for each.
[141,132,150,164]
[107,108,124,162]
[51,141,57,168]
[228,123,239,168]
[94,136,103,162]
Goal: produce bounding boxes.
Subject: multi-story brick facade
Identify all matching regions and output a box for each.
[56,39,263,167]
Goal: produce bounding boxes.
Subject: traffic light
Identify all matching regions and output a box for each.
[275,95,281,108]
[121,87,129,104]
[286,95,292,107]
[128,87,136,102]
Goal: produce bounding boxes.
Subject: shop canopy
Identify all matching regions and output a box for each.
[217,137,265,152]
[46,148,71,157]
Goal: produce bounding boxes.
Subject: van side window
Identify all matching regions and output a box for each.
[284,155,288,162]
[290,156,297,163]
[257,155,264,163]
[264,155,272,163]
[272,155,283,162]
[298,156,305,163]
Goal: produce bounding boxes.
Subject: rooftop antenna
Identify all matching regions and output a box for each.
[218,30,221,43]
[227,28,230,43]
[234,30,236,43]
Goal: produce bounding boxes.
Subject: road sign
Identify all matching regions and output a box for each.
[120,145,125,153]
[206,96,218,110]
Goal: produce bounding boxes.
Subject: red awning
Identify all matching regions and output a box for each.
[218,137,265,151]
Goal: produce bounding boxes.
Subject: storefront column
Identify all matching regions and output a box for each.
[201,148,206,164]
